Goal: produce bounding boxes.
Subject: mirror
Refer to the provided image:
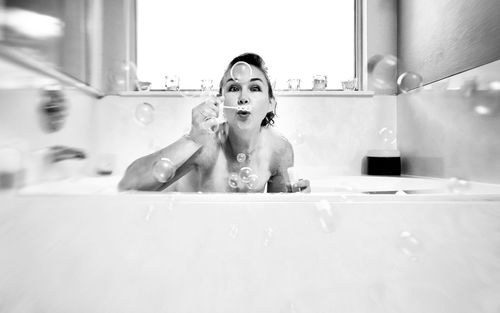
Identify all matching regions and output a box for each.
[1,0,91,86]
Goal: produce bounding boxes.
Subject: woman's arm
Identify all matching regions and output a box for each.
[119,97,223,191]
[118,135,202,191]
[266,134,310,193]
[266,136,294,193]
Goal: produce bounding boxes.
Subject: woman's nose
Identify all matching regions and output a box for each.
[238,97,249,105]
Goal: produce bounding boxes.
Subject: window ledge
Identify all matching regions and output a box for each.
[116,90,374,97]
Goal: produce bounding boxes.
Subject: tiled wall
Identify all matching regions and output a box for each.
[91,94,397,179]
[398,60,500,183]
[0,86,396,183]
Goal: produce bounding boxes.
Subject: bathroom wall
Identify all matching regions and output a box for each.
[100,0,136,93]
[398,0,500,85]
[398,60,500,183]
[366,0,398,94]
[91,94,396,179]
[0,87,97,184]
[397,1,500,183]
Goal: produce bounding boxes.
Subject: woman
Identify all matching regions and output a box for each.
[119,53,309,192]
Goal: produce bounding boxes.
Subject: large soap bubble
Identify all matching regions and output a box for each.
[397,71,423,93]
[314,199,338,233]
[107,60,139,92]
[236,153,247,163]
[152,158,175,183]
[135,102,155,125]
[246,174,259,190]
[378,127,397,148]
[368,54,398,91]
[397,231,423,261]
[230,61,253,83]
[239,166,253,183]
[227,173,240,189]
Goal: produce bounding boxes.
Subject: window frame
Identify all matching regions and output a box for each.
[133,0,366,92]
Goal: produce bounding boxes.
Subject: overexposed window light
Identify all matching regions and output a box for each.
[137,0,354,90]
[2,8,64,39]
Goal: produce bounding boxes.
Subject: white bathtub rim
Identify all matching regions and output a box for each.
[13,175,500,199]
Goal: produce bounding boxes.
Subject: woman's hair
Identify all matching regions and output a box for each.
[219,53,276,127]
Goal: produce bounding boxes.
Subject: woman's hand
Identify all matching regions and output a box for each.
[188,96,224,168]
[292,179,311,193]
[189,96,223,145]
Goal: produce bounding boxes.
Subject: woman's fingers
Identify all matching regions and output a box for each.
[294,179,311,193]
[197,97,219,119]
[190,96,224,135]
[204,118,219,133]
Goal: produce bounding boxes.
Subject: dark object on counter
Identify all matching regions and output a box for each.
[366,149,401,176]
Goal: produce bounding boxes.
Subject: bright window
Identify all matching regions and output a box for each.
[137,0,355,90]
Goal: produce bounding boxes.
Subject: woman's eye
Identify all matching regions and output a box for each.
[227,85,240,92]
[250,85,262,91]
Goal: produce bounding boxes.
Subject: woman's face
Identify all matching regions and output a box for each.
[221,65,273,131]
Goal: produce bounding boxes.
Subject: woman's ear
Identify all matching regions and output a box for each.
[268,98,277,113]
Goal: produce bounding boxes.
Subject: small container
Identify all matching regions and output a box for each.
[312,75,327,90]
[165,75,180,91]
[201,79,214,91]
[137,81,152,91]
[287,78,301,90]
[341,78,359,91]
[366,149,401,176]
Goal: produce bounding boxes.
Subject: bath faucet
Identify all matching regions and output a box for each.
[48,145,86,163]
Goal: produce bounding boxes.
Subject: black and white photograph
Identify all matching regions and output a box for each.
[1,0,500,312]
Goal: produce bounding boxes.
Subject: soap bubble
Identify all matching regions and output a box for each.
[378,127,397,147]
[152,158,175,183]
[471,81,500,116]
[292,131,305,145]
[239,167,253,183]
[397,231,422,261]
[144,204,156,222]
[368,54,398,91]
[230,61,253,83]
[246,174,259,190]
[314,199,338,233]
[135,102,155,125]
[229,224,239,239]
[397,71,423,93]
[107,60,139,92]
[447,177,470,194]
[263,227,273,247]
[367,54,385,73]
[236,153,246,163]
[227,173,240,189]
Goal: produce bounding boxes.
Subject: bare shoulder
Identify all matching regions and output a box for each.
[263,127,293,152]
[262,127,294,171]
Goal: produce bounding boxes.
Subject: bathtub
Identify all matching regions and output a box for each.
[15,174,500,197]
[1,175,500,313]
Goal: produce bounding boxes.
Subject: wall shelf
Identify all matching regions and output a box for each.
[116,90,375,98]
